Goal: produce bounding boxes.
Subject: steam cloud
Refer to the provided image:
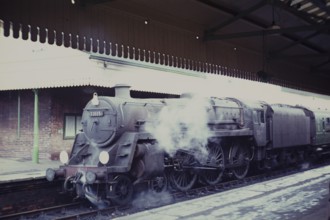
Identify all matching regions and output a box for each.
[132,191,173,209]
[146,94,212,156]
[300,162,310,170]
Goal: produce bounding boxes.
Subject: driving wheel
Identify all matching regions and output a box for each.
[109,175,133,205]
[229,142,250,179]
[202,144,225,185]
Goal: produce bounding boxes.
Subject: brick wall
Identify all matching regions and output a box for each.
[48,88,89,159]
[1,90,34,159]
[0,87,167,160]
[0,88,89,160]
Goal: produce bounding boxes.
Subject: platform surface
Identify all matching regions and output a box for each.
[0,157,61,183]
[118,165,330,220]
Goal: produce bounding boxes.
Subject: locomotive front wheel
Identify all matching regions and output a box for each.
[110,175,133,205]
[202,145,225,185]
[63,175,75,192]
[229,142,250,180]
[150,175,168,193]
[169,170,197,191]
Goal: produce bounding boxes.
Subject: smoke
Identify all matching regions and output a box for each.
[132,191,173,209]
[300,162,310,170]
[146,94,212,157]
[84,189,110,209]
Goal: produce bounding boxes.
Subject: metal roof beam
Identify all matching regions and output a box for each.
[73,0,114,7]
[197,0,268,30]
[206,23,330,41]
[270,30,321,55]
[205,0,268,34]
[309,0,330,15]
[198,0,325,53]
[270,51,330,60]
[273,0,319,25]
[312,70,330,77]
[311,58,330,70]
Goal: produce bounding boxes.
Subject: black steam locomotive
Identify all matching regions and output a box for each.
[46,84,330,205]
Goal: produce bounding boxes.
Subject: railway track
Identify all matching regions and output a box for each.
[0,200,130,220]
[0,202,84,220]
[0,178,73,217]
[0,160,327,220]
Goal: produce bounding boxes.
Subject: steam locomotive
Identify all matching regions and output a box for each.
[46,84,330,206]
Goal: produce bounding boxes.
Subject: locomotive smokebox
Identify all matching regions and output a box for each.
[114,84,131,98]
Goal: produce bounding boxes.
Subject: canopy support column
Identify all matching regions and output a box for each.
[32,89,39,163]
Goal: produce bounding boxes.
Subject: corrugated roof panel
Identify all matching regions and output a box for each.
[0,34,97,91]
[0,34,205,94]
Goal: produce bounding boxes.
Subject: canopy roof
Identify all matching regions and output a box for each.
[0,34,329,109]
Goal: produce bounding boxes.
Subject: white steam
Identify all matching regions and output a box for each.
[300,162,310,170]
[132,191,173,209]
[146,94,212,156]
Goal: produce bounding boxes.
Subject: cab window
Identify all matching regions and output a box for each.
[253,110,264,124]
[325,117,330,132]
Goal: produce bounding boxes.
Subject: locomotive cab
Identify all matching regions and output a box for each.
[313,109,330,154]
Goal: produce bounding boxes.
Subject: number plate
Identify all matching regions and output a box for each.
[90,111,104,117]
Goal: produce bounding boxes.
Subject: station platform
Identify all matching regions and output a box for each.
[1,157,329,219]
[118,165,330,220]
[0,157,61,183]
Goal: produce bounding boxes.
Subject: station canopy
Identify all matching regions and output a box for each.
[0,30,330,110]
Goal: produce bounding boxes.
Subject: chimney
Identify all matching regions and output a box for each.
[114,84,131,98]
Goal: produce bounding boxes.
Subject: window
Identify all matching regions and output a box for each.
[253,110,264,123]
[258,110,265,123]
[326,118,330,132]
[64,114,82,139]
[253,111,258,123]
